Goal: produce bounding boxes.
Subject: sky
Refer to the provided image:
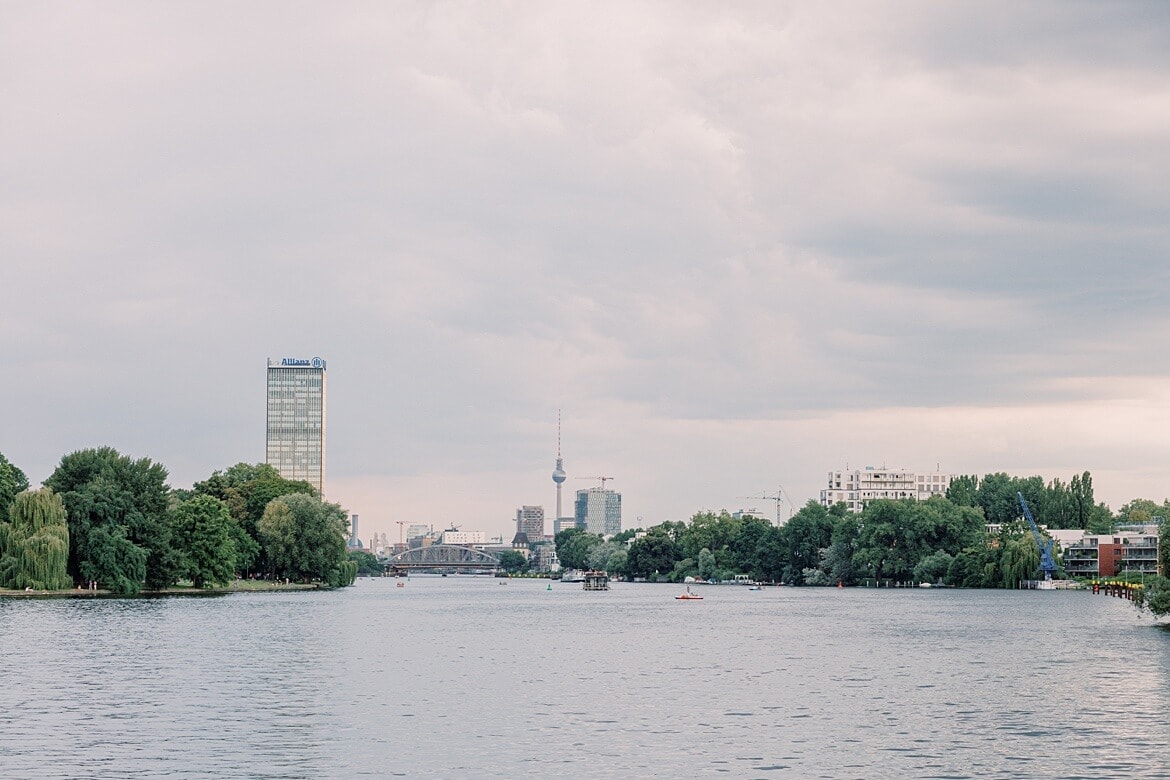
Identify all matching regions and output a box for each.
[4,2,1170,542]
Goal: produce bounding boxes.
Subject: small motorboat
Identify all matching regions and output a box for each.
[676,586,703,600]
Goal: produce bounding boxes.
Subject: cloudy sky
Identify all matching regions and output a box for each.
[4,2,1170,541]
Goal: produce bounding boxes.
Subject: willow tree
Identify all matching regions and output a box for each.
[0,488,71,590]
[999,534,1040,589]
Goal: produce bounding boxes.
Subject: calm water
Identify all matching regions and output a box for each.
[2,578,1168,779]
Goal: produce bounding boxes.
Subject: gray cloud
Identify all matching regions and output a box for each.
[3,2,1169,532]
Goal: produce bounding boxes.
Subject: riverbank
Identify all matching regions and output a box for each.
[0,580,325,599]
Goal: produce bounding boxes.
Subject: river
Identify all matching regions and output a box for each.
[1,578,1167,779]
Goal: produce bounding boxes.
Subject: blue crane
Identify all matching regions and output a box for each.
[1017,492,1057,583]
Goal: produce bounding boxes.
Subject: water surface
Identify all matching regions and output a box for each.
[2,579,1167,778]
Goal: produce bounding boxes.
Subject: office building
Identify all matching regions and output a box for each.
[516,505,545,541]
[819,466,953,513]
[266,357,327,495]
[439,530,486,545]
[575,488,621,536]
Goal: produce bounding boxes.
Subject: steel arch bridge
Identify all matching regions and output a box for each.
[382,544,501,573]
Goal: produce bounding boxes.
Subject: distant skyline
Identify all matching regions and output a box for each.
[4,3,1170,541]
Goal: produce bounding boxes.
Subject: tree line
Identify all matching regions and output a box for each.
[0,449,356,594]
[556,470,1170,599]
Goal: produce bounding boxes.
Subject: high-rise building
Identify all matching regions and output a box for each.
[516,505,545,541]
[266,356,327,495]
[819,466,953,513]
[575,488,621,536]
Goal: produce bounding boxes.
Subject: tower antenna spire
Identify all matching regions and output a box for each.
[552,409,567,528]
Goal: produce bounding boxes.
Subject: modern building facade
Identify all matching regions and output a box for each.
[516,505,545,541]
[819,466,953,513]
[439,530,487,545]
[266,357,327,495]
[575,488,621,536]
[1060,529,1160,578]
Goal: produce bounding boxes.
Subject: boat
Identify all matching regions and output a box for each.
[676,586,703,600]
[747,585,762,591]
[583,571,610,591]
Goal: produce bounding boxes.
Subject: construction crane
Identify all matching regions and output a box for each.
[576,476,615,490]
[738,484,797,526]
[1017,492,1057,587]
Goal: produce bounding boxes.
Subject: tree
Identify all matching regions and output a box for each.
[999,532,1039,589]
[586,540,622,572]
[258,493,348,583]
[782,501,834,584]
[348,549,382,576]
[1134,576,1170,618]
[556,529,603,570]
[728,516,773,579]
[45,447,171,593]
[0,488,71,590]
[696,548,716,580]
[913,551,953,584]
[626,531,680,579]
[192,462,316,575]
[168,495,237,588]
[945,545,997,588]
[0,452,30,523]
[823,514,859,585]
[497,550,529,574]
[946,475,979,508]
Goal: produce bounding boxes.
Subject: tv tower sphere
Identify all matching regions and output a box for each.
[552,457,566,484]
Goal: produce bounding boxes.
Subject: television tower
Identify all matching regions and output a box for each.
[552,410,567,523]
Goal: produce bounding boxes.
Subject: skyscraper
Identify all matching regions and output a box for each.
[266,356,327,495]
[575,487,621,537]
[516,505,545,541]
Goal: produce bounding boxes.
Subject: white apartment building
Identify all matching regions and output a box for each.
[820,466,954,513]
[438,530,487,545]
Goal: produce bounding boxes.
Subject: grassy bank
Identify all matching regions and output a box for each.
[0,580,326,599]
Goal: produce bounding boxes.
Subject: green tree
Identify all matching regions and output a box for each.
[626,531,680,579]
[999,531,1039,588]
[945,545,998,588]
[556,529,603,570]
[696,548,716,580]
[728,516,774,579]
[192,463,316,575]
[497,549,529,574]
[45,447,171,593]
[782,501,835,584]
[586,540,623,572]
[0,452,30,523]
[823,514,860,585]
[1134,575,1170,618]
[946,475,979,508]
[258,493,348,583]
[0,488,71,590]
[348,549,382,576]
[169,495,237,588]
[913,550,953,584]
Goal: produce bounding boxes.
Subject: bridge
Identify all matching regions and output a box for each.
[381,544,502,574]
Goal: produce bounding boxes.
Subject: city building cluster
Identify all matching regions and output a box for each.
[263,362,619,572]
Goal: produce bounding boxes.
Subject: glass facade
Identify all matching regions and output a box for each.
[266,358,326,495]
[574,488,621,537]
